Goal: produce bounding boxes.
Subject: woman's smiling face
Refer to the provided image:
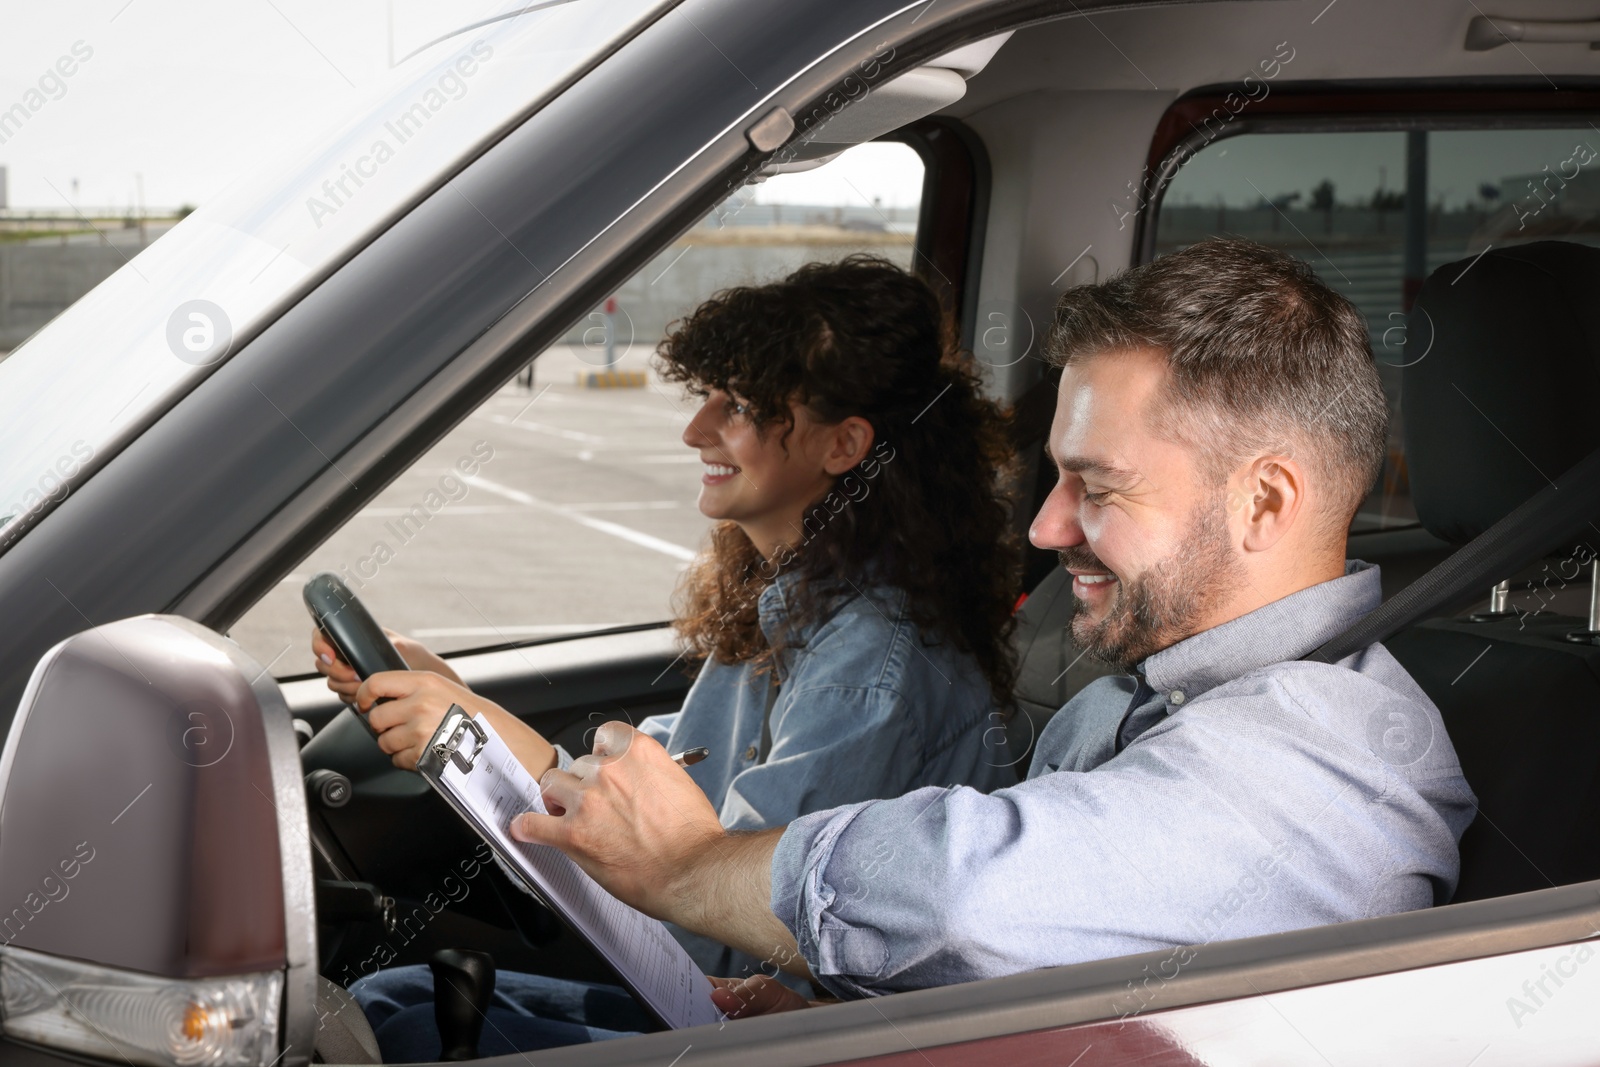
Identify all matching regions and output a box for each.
[682,388,867,560]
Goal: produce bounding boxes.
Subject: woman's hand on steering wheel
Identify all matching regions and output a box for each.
[354,671,503,771]
[312,626,466,702]
[386,631,466,685]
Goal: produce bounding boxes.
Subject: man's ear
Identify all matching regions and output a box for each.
[822,416,875,476]
[1229,453,1307,553]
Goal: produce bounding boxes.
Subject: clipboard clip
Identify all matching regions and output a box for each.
[432,706,488,773]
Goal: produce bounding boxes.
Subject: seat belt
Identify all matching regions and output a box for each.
[1306,443,1600,663]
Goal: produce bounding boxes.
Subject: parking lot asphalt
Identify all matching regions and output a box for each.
[229,344,712,676]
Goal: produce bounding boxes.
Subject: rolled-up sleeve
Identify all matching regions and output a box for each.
[769,784,1026,1000]
[768,770,1208,1000]
[769,799,882,997]
[767,687,1468,1000]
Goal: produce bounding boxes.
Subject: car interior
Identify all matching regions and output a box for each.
[3,0,1600,1064]
[282,1,1600,1059]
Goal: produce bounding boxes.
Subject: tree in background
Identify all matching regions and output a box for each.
[1310,179,1335,234]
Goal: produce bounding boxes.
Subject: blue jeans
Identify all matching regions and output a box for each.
[350,965,652,1061]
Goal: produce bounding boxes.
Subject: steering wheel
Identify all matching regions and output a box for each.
[293,573,600,988]
[299,574,418,952]
[304,571,408,681]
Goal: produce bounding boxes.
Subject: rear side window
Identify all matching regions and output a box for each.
[1152,124,1600,532]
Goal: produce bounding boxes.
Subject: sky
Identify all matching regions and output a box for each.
[0,0,925,213]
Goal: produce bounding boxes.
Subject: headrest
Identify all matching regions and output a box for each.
[1404,241,1600,546]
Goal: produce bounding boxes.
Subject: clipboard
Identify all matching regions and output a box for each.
[416,706,723,1032]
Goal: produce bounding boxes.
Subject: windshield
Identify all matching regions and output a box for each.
[0,0,671,547]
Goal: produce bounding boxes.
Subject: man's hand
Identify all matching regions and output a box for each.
[709,975,826,1018]
[355,670,556,775]
[510,722,724,919]
[511,723,807,976]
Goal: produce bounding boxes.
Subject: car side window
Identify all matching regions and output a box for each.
[231,142,926,672]
[1152,125,1600,533]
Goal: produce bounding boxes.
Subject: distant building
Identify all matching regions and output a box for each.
[698,201,917,230]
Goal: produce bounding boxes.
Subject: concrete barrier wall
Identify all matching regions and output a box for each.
[0,244,126,348]
[0,231,913,353]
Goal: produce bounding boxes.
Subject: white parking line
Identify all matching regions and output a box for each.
[475,411,606,443]
[510,392,686,422]
[464,476,697,561]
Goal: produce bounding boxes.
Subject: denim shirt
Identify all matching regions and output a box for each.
[550,569,1015,985]
[769,561,1479,1000]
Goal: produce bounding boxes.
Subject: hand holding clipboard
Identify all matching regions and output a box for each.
[420,709,722,1030]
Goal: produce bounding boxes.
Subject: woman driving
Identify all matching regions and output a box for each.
[312,254,1021,1057]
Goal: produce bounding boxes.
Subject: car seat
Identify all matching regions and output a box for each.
[1384,240,1600,901]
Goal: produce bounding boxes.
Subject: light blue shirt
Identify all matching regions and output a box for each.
[769,560,1479,999]
[552,570,1015,983]
[640,572,1015,830]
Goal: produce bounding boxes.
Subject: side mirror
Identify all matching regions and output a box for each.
[0,615,315,1066]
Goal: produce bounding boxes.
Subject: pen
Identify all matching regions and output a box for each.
[671,746,710,768]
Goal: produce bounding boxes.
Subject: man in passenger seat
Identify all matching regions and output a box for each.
[511,237,1479,1026]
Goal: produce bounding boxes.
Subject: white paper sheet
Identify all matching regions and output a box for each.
[431,713,723,1030]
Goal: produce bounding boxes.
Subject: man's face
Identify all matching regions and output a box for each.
[1029,348,1240,670]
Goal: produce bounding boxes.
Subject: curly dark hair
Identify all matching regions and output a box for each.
[656,254,1019,707]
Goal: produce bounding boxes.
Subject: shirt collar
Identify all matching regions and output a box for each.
[1139,559,1383,701]
[757,568,806,646]
[758,567,898,649]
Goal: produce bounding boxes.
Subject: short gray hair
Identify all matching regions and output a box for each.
[1045,238,1387,535]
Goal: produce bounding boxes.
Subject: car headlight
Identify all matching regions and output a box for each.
[0,945,282,1067]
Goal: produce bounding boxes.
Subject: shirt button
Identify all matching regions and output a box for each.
[744,745,759,760]
[1170,690,1186,705]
